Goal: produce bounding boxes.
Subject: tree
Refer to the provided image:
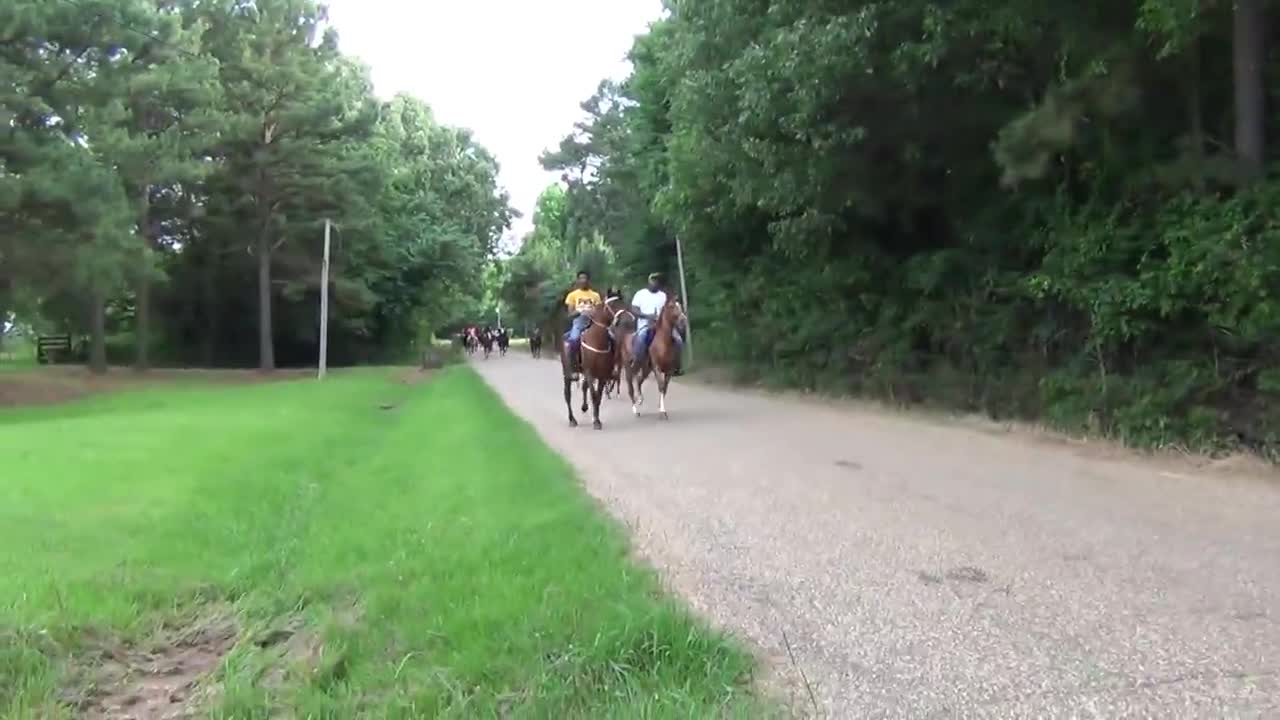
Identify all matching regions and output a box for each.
[83,1,222,368]
[197,0,379,370]
[3,0,512,373]
[543,0,1280,452]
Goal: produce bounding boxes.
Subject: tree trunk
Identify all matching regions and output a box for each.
[135,185,152,370]
[89,288,107,375]
[1187,29,1206,192]
[257,229,275,372]
[201,247,218,367]
[1233,0,1266,181]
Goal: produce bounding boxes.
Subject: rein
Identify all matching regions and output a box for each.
[582,303,616,354]
[611,309,636,327]
[604,296,635,327]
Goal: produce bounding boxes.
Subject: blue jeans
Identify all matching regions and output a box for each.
[564,314,591,349]
[633,326,684,358]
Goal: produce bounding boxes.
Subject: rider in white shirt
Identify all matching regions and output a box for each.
[630,272,684,374]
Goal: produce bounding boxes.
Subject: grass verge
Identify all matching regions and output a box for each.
[0,368,766,718]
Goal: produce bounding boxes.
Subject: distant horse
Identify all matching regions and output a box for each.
[479,329,494,359]
[465,328,479,355]
[529,331,543,359]
[496,329,509,356]
[563,301,617,429]
[630,297,685,420]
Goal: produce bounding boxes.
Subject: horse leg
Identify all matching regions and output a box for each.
[658,369,671,420]
[624,363,634,415]
[564,376,577,427]
[637,363,650,407]
[591,376,605,430]
[580,376,589,413]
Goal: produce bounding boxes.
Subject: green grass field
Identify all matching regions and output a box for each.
[0,368,764,718]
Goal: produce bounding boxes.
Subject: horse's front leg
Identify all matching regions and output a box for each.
[591,376,605,430]
[580,376,589,413]
[564,377,577,427]
[626,362,640,416]
[657,369,671,420]
[636,363,651,407]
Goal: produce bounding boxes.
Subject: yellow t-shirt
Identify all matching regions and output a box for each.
[564,288,602,313]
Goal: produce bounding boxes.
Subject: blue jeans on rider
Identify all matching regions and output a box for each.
[633,325,684,358]
[564,314,590,348]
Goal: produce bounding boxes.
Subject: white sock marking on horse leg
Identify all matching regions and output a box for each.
[659,391,666,414]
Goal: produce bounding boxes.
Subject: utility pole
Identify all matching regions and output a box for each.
[318,218,331,379]
[674,233,693,365]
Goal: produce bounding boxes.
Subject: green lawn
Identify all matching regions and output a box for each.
[0,368,764,718]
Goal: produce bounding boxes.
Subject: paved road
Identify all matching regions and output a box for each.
[473,355,1280,718]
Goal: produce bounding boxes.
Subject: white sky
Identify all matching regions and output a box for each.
[325,0,662,246]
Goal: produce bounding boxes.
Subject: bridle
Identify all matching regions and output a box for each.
[658,300,686,330]
[604,295,635,328]
[581,301,617,355]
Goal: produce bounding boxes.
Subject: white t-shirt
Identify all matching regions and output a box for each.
[631,288,667,332]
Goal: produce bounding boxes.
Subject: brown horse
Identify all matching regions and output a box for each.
[562,301,617,429]
[629,297,685,420]
[604,294,636,400]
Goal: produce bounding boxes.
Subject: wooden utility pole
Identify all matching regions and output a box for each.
[675,233,693,365]
[318,219,331,379]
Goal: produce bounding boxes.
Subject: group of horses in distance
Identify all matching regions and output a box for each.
[460,326,509,359]
[560,292,686,430]
[459,292,686,431]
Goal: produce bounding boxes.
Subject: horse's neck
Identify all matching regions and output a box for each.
[584,317,607,334]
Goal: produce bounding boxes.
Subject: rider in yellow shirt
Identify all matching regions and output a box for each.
[563,269,602,372]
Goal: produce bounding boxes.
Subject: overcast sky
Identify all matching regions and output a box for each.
[325,0,662,245]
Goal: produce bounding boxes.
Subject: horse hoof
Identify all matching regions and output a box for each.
[632,406,639,416]
[659,412,669,421]
[569,419,578,428]
[593,421,602,430]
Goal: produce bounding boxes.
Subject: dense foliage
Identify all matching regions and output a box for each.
[520,0,1280,454]
[2,0,511,370]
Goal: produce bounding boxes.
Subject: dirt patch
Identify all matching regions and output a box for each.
[397,368,434,386]
[0,367,313,409]
[258,602,363,690]
[61,612,238,719]
[0,374,88,407]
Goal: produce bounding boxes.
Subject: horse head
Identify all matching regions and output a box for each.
[659,297,686,330]
[583,298,615,327]
[604,294,635,329]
